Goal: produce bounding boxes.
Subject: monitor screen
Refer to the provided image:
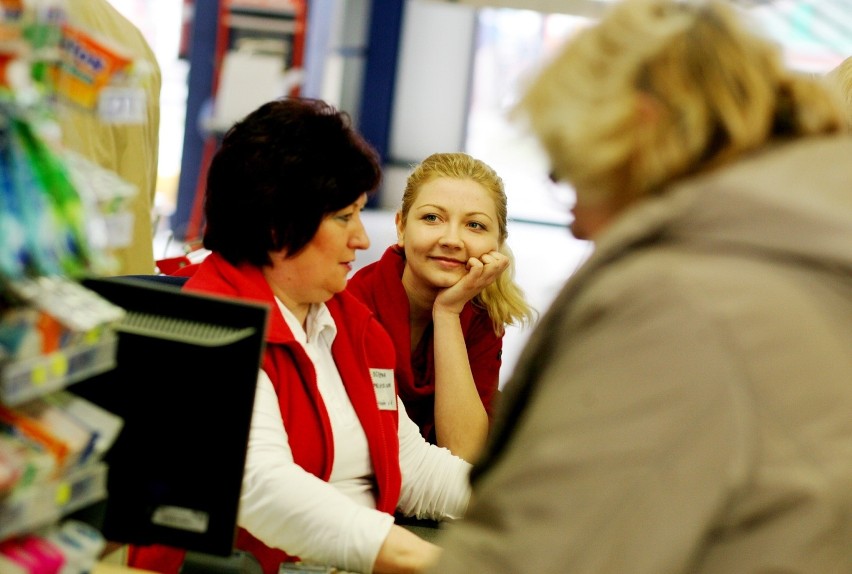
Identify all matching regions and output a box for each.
[71,276,268,558]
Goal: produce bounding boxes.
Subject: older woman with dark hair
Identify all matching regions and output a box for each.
[129,98,470,574]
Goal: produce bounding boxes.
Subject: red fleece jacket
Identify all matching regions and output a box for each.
[347,245,502,443]
[129,253,401,574]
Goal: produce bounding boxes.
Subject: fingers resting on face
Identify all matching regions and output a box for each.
[468,250,508,275]
[434,250,507,314]
[458,251,507,291]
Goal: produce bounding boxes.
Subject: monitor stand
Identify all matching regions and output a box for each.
[180,550,263,574]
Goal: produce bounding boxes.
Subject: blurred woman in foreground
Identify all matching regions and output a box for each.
[425,1,852,572]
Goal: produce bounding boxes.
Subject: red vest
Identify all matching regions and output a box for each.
[347,245,502,442]
[129,253,402,574]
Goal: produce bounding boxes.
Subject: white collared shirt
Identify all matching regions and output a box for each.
[281,301,375,507]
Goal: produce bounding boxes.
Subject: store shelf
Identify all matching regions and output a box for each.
[0,2,146,560]
[0,462,109,540]
[0,331,118,407]
[227,0,298,17]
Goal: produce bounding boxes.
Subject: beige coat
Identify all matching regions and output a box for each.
[59,0,161,275]
[431,136,852,573]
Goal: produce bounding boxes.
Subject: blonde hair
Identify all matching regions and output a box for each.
[826,56,852,128]
[399,152,536,334]
[515,0,844,208]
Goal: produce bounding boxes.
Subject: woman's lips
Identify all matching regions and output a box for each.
[430,256,466,269]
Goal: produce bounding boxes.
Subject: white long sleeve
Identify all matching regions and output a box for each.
[240,372,472,573]
[396,400,472,520]
[239,300,471,573]
[238,370,394,574]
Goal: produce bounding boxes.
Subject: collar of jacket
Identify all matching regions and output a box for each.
[184,252,374,346]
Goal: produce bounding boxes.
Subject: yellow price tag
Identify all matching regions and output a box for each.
[31,364,48,386]
[85,328,102,345]
[51,354,69,377]
[55,481,72,506]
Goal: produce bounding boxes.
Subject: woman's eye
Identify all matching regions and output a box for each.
[468,221,485,230]
[423,214,439,222]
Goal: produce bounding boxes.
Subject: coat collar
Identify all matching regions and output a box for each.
[185,252,374,346]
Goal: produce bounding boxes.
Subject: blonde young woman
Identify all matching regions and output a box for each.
[348,153,534,462]
[424,1,852,573]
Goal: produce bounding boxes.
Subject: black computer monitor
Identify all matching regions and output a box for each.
[71,276,268,564]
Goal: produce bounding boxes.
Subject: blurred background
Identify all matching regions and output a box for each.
[107,0,852,384]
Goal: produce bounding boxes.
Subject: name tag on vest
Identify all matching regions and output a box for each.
[370,368,396,411]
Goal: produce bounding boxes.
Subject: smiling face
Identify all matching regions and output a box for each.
[397,177,501,296]
[265,194,370,320]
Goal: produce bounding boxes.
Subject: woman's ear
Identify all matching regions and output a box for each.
[395,211,405,247]
[269,246,289,264]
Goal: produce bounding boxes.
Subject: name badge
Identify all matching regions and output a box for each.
[370,368,396,411]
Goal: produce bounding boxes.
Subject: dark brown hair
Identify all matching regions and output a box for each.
[202,97,382,266]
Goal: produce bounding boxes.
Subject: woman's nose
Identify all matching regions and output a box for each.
[351,218,370,250]
[439,225,462,248]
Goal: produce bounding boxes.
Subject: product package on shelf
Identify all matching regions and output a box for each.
[0,456,109,545]
[0,104,91,280]
[0,95,144,280]
[0,275,126,407]
[0,431,26,493]
[0,389,120,541]
[0,518,106,574]
[52,22,133,111]
[0,430,57,497]
[0,389,121,482]
[0,397,97,472]
[1,0,154,279]
[0,531,66,574]
[62,150,138,254]
[0,456,109,542]
[44,518,107,573]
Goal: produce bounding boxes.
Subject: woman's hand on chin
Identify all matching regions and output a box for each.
[434,250,508,315]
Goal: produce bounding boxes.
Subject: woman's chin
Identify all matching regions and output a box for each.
[429,272,465,289]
